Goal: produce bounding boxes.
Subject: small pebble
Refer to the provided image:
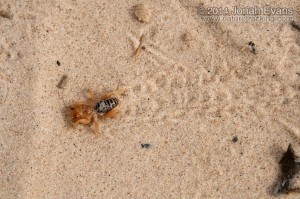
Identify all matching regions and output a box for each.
[232,136,238,143]
[133,4,152,23]
[56,60,61,66]
[0,10,13,20]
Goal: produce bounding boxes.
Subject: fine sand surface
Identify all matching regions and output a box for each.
[1,0,299,198]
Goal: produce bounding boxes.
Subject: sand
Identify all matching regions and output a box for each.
[0,0,299,198]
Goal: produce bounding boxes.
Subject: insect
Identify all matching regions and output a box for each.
[70,88,126,135]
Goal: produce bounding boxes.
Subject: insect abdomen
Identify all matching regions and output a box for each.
[94,98,118,114]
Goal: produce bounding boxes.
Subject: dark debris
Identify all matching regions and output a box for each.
[0,10,13,20]
[291,21,300,32]
[274,144,300,195]
[248,41,256,54]
[141,143,151,149]
[232,136,238,143]
[57,75,68,89]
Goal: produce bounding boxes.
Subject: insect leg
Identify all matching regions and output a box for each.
[102,108,120,118]
[87,89,97,107]
[101,89,127,100]
[92,113,100,136]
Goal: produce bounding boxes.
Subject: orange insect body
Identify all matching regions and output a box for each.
[71,103,93,125]
[70,89,126,135]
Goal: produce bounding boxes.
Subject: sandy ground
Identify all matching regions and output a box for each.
[0,0,299,198]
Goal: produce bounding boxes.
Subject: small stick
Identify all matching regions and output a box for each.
[132,34,145,57]
[57,75,68,89]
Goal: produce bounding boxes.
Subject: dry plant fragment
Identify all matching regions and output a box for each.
[132,34,145,57]
[57,75,68,89]
[133,4,152,23]
[291,21,300,31]
[183,32,195,42]
[182,31,196,48]
[248,41,256,54]
[240,41,256,54]
[274,144,300,195]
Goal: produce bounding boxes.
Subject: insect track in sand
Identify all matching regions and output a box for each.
[126,30,241,122]
[0,68,12,105]
[126,13,299,127]
[276,24,300,88]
